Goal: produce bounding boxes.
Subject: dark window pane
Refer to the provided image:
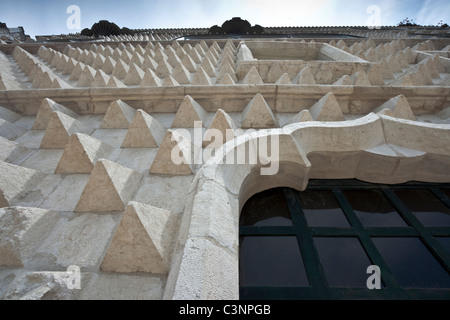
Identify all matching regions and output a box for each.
[299,190,350,227]
[436,237,450,254]
[441,189,450,199]
[239,236,309,286]
[240,188,292,227]
[342,189,407,227]
[394,189,450,227]
[314,237,372,287]
[373,237,450,288]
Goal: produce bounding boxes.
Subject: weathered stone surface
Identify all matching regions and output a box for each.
[121,109,167,148]
[33,99,78,131]
[374,94,416,121]
[203,109,238,147]
[293,66,316,84]
[55,133,114,174]
[309,92,345,121]
[0,106,21,123]
[101,201,177,274]
[74,159,143,212]
[171,95,208,128]
[241,94,277,128]
[150,130,194,175]
[100,100,136,129]
[0,207,58,266]
[40,112,91,149]
[241,66,264,85]
[140,68,162,87]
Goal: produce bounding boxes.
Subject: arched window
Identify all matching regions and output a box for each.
[239,180,450,300]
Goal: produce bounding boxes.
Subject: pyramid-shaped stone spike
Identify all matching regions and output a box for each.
[0,206,58,265]
[120,50,132,64]
[266,63,284,83]
[74,159,143,212]
[212,41,221,53]
[62,57,78,75]
[172,61,192,85]
[191,67,212,85]
[200,57,216,77]
[69,62,86,81]
[225,39,237,51]
[351,71,371,86]
[111,59,130,80]
[165,47,182,67]
[135,44,146,56]
[309,93,345,121]
[172,95,208,128]
[107,75,127,88]
[333,75,352,85]
[395,51,409,68]
[194,43,206,57]
[241,94,277,128]
[379,58,394,80]
[40,111,91,149]
[373,94,416,121]
[154,48,168,63]
[150,130,194,175]
[143,55,158,71]
[55,133,114,174]
[366,64,384,86]
[100,201,175,273]
[293,66,316,85]
[289,110,313,123]
[217,61,237,82]
[276,73,292,85]
[188,47,202,64]
[121,109,166,148]
[130,52,145,67]
[200,40,209,52]
[407,63,433,86]
[123,63,146,85]
[176,45,187,58]
[112,48,123,61]
[92,53,106,70]
[52,77,72,89]
[389,75,413,87]
[162,75,180,86]
[205,50,218,66]
[420,56,440,78]
[85,51,98,66]
[101,56,117,74]
[92,69,111,87]
[31,71,55,89]
[77,65,96,87]
[0,106,21,123]
[241,66,264,85]
[50,51,63,68]
[0,118,26,140]
[386,54,402,73]
[183,43,192,52]
[219,73,236,85]
[140,68,162,87]
[126,43,135,53]
[100,100,136,129]
[219,53,236,71]
[55,55,69,72]
[156,59,174,78]
[181,54,197,73]
[203,109,238,147]
[32,98,78,130]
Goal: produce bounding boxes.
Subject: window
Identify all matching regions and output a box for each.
[239,180,450,300]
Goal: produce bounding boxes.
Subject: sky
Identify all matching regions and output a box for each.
[1,0,450,39]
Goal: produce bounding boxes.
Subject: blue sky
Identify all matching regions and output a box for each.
[1,0,450,39]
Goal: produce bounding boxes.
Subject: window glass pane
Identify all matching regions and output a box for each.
[299,190,350,227]
[441,189,450,199]
[394,189,450,227]
[240,188,292,227]
[239,236,309,286]
[372,237,450,288]
[314,237,372,287]
[436,237,450,254]
[342,189,408,227]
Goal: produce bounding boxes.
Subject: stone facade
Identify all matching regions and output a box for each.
[0,26,449,300]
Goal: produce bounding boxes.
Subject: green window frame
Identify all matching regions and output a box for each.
[239,180,450,300]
